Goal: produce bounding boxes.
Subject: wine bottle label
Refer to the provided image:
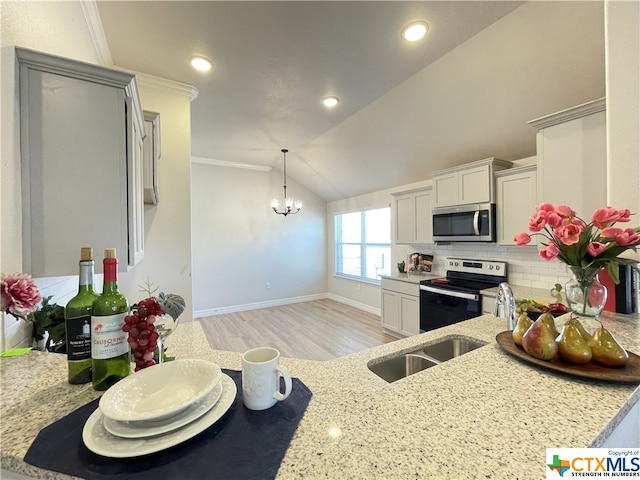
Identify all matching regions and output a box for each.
[67,315,92,361]
[91,313,128,360]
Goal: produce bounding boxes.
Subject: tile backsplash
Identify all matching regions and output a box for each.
[399,243,585,289]
[398,242,639,309]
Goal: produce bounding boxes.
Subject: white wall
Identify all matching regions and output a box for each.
[0,2,194,351]
[191,161,326,316]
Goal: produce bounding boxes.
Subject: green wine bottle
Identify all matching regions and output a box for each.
[65,247,98,384]
[91,248,130,391]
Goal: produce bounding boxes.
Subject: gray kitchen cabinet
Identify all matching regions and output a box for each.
[393,187,434,245]
[528,98,606,216]
[381,278,420,337]
[495,165,537,245]
[17,47,146,276]
[143,111,161,205]
[432,158,512,208]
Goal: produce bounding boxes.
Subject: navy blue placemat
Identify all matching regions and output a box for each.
[24,369,312,480]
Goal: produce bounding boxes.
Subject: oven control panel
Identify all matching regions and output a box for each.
[445,258,507,276]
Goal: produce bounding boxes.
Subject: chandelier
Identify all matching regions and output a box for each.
[271,148,302,216]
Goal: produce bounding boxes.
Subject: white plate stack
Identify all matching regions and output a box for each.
[82,359,236,458]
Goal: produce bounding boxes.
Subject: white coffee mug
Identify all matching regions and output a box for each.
[242,347,292,411]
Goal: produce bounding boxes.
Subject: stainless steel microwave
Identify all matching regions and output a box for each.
[432,203,496,242]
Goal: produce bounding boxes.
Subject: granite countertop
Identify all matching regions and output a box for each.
[380,272,440,284]
[1,312,639,479]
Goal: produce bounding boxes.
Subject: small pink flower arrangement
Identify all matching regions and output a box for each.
[514,203,640,283]
[1,273,42,319]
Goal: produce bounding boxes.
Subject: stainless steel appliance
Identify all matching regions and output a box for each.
[432,203,496,242]
[419,258,507,332]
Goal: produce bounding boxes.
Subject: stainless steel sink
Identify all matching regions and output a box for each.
[367,354,438,383]
[420,337,485,362]
[368,336,486,383]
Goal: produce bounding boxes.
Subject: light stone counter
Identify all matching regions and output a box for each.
[1,313,639,479]
[380,272,440,285]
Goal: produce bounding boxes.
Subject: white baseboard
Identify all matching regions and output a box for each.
[194,293,328,317]
[194,293,381,318]
[326,293,381,316]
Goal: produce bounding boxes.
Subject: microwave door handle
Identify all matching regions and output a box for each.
[420,285,479,301]
[473,210,480,235]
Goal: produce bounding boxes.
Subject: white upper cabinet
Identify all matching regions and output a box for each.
[393,187,433,245]
[432,158,512,208]
[528,98,606,216]
[495,165,537,245]
[17,47,146,276]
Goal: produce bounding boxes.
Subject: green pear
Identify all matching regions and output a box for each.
[522,317,558,361]
[538,312,560,338]
[569,317,592,342]
[589,327,629,367]
[556,322,592,364]
[512,313,533,347]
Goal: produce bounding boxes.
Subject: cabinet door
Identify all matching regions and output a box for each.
[459,165,491,205]
[433,173,459,207]
[414,189,433,244]
[394,194,414,244]
[399,294,420,336]
[20,69,129,276]
[535,109,606,215]
[381,289,401,332]
[496,169,537,245]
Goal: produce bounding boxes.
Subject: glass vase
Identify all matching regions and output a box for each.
[564,266,608,318]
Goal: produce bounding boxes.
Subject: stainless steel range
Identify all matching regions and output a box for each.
[419,258,507,332]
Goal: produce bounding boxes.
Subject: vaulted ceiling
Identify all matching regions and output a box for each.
[96,1,605,201]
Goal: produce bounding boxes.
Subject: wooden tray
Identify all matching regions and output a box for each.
[495,331,640,383]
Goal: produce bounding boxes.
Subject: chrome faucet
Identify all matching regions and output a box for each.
[493,282,517,330]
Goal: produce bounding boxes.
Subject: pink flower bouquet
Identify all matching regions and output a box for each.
[1,273,42,319]
[514,204,640,283]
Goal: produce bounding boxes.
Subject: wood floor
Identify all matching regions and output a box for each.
[198,298,398,361]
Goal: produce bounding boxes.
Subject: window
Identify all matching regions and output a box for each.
[334,207,391,283]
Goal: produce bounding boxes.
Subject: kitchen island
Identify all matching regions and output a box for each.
[1,311,639,479]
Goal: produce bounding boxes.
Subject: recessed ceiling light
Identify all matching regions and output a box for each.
[189,55,213,72]
[402,21,429,42]
[323,96,339,108]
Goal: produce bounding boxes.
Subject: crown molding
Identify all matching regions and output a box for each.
[80,0,113,67]
[528,97,606,130]
[135,72,199,101]
[192,156,271,172]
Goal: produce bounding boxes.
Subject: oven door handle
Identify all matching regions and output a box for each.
[419,285,479,301]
